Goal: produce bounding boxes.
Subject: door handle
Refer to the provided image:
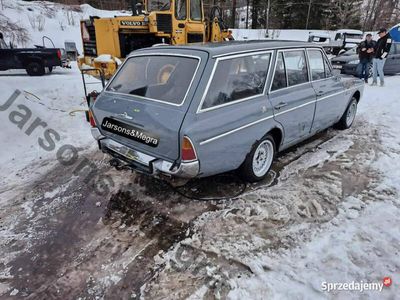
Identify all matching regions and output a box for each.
[274,102,287,110]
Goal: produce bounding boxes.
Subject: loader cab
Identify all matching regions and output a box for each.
[146,0,205,44]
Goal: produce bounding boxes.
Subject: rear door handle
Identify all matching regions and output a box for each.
[274,102,287,110]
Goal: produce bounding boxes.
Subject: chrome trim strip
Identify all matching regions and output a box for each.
[315,90,345,102]
[104,53,202,107]
[212,45,322,59]
[199,114,274,145]
[196,50,274,114]
[199,86,361,146]
[274,99,316,117]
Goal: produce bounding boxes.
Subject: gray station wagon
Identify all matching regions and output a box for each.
[89,41,364,182]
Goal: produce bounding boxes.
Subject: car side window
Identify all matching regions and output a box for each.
[308,50,326,81]
[201,53,271,110]
[284,50,309,86]
[271,52,287,91]
[324,57,333,77]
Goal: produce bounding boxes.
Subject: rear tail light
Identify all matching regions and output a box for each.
[86,92,98,127]
[57,49,61,59]
[182,137,197,162]
[88,110,96,127]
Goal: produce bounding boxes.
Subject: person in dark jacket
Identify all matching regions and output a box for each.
[357,34,376,83]
[372,28,392,86]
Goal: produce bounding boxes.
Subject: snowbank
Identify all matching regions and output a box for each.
[0,0,128,50]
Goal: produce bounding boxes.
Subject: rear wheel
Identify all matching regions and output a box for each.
[335,97,358,130]
[26,62,45,76]
[240,134,276,182]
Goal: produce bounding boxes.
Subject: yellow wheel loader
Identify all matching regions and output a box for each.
[78,0,230,79]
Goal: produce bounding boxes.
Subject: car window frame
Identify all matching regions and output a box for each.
[270,51,288,92]
[269,48,311,94]
[197,50,274,113]
[306,48,327,81]
[104,53,202,107]
[305,48,335,82]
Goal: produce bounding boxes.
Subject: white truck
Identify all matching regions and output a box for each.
[308,29,364,56]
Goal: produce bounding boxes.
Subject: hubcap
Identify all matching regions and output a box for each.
[252,140,274,177]
[346,101,357,126]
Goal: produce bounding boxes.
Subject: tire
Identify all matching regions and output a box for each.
[335,97,358,130]
[26,62,45,76]
[240,134,276,182]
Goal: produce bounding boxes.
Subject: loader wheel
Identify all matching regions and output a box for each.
[26,62,45,76]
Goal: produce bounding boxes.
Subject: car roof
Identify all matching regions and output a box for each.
[133,40,322,58]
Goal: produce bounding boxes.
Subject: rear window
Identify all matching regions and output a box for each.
[107,55,199,105]
[201,53,271,110]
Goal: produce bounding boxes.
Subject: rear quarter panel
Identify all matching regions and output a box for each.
[181,55,283,177]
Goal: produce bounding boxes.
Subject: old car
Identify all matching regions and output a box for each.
[88,41,364,182]
[331,43,400,77]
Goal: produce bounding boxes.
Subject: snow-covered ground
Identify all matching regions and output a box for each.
[1,1,400,299]
[1,69,399,299]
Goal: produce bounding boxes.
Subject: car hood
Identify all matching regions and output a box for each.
[331,54,359,63]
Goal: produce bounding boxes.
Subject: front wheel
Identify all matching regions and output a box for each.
[26,62,45,76]
[240,135,276,182]
[335,97,358,130]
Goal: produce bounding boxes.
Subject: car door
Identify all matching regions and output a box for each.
[307,48,346,131]
[384,43,400,74]
[267,49,316,145]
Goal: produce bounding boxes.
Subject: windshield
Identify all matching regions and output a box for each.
[107,55,199,105]
[345,33,363,40]
[147,0,170,11]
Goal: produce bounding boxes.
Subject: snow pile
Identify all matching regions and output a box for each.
[231,29,333,41]
[0,0,128,50]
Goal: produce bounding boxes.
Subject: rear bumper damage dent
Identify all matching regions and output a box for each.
[91,128,199,178]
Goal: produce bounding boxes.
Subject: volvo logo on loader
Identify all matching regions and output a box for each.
[120,20,145,26]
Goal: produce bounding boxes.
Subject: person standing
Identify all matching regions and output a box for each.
[371,28,392,86]
[357,34,376,83]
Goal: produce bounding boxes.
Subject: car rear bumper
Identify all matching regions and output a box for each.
[91,128,199,178]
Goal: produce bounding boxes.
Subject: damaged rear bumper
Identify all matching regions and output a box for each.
[91,128,199,179]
